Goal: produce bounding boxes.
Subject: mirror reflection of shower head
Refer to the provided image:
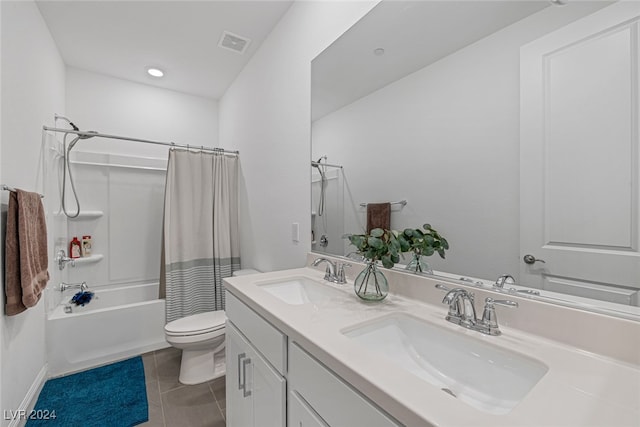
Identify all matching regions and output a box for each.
[54,114,79,131]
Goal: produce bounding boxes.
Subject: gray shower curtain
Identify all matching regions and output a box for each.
[160,149,240,323]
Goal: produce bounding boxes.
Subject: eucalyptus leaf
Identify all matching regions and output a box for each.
[370,228,385,238]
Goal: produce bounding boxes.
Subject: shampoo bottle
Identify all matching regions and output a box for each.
[70,237,82,259]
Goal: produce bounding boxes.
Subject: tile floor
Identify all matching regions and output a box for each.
[140,347,226,427]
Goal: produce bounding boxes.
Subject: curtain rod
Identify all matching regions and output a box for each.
[42,126,239,155]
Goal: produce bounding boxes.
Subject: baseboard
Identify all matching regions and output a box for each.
[7,364,48,427]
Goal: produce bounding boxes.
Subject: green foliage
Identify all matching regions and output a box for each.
[347,228,401,269]
[347,223,449,269]
[397,223,449,259]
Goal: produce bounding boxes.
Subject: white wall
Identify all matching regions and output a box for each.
[0,1,65,424]
[312,3,609,282]
[66,67,219,158]
[219,1,377,273]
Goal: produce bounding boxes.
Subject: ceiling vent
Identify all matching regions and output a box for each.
[218,31,251,54]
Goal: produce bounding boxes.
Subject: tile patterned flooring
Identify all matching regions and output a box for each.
[140,347,226,427]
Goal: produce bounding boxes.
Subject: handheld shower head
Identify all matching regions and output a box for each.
[54,114,79,131]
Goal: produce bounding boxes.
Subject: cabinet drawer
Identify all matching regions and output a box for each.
[289,342,400,427]
[226,290,287,375]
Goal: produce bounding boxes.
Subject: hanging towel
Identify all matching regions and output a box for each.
[366,202,391,233]
[5,189,49,316]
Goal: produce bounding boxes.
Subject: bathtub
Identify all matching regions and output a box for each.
[47,282,169,377]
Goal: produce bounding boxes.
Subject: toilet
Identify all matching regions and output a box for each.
[164,268,260,385]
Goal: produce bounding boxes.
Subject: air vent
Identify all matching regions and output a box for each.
[218,31,251,54]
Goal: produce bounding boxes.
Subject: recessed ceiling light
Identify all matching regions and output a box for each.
[147,67,164,78]
[373,48,385,56]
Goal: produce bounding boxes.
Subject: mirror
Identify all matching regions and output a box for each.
[311,0,640,320]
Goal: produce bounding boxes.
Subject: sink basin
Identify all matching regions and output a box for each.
[342,313,548,414]
[256,277,344,305]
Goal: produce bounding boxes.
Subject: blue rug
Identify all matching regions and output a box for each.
[26,356,148,427]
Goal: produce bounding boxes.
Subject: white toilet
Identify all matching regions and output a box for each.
[164,268,260,385]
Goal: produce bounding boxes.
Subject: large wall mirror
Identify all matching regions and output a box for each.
[311,0,640,320]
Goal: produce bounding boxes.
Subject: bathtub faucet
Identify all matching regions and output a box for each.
[59,281,88,292]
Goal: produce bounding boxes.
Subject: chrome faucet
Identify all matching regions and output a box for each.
[494,274,541,296]
[312,257,351,284]
[494,274,515,288]
[441,288,477,328]
[436,284,518,336]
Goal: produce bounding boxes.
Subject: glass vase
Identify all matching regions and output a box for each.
[354,261,388,301]
[405,252,433,274]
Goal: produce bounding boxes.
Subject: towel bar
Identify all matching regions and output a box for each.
[359,199,407,208]
[1,184,44,198]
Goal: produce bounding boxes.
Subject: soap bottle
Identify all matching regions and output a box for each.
[70,237,82,259]
[81,235,92,257]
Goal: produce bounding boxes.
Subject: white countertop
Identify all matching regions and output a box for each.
[224,266,640,427]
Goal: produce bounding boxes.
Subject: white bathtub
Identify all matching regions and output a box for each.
[47,282,169,376]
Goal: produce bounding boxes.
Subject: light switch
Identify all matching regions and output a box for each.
[292,222,300,242]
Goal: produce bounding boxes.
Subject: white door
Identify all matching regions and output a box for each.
[520,2,640,305]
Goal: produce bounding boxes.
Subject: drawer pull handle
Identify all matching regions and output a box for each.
[237,353,246,390]
[242,357,252,398]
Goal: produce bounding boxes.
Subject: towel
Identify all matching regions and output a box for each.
[366,202,391,234]
[5,189,49,316]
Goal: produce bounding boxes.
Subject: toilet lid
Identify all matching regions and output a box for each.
[165,311,226,335]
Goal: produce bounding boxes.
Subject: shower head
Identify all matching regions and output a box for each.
[54,114,79,131]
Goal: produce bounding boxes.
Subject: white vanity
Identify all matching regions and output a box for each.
[224,254,640,426]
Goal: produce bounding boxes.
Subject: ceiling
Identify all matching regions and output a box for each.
[311,1,553,121]
[36,0,293,100]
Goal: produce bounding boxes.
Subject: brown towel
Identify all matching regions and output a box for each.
[366,202,391,234]
[5,189,49,316]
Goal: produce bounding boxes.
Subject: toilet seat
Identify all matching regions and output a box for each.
[164,311,226,337]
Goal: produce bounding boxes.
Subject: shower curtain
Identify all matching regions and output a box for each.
[160,149,240,323]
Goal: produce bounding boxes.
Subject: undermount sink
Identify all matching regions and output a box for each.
[342,313,548,415]
[256,276,344,305]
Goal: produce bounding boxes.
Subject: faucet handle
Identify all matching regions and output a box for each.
[487,298,519,308]
[336,263,352,284]
[480,298,518,336]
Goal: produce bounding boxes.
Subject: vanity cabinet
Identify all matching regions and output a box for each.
[225,290,399,427]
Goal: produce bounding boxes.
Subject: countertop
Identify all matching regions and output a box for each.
[223,266,640,427]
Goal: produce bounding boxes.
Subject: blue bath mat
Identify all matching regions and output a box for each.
[26,356,148,427]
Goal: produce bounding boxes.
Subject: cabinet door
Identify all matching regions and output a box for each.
[226,321,253,427]
[289,390,330,427]
[226,321,286,427]
[248,341,286,427]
